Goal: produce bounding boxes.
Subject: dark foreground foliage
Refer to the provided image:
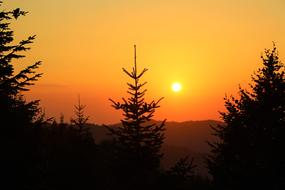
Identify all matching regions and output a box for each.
[208,44,285,190]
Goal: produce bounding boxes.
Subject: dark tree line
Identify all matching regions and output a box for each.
[1,1,285,189]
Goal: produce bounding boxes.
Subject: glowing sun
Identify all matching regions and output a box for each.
[171,82,182,92]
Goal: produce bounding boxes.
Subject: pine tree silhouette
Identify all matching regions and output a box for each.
[71,96,94,143]
[71,96,89,134]
[0,2,42,128]
[207,44,285,190]
[106,45,166,189]
[0,1,43,188]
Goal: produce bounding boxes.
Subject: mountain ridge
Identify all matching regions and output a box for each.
[87,119,224,176]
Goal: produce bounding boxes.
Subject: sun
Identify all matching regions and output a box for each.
[171,82,182,92]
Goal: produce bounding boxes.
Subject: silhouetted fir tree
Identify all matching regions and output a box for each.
[0,1,44,188]
[106,45,166,189]
[207,44,285,190]
[71,96,90,136]
[0,2,42,127]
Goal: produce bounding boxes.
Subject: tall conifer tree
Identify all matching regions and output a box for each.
[208,44,285,189]
[0,1,42,129]
[0,1,43,188]
[107,45,166,188]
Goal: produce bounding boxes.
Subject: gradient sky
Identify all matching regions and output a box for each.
[5,0,285,124]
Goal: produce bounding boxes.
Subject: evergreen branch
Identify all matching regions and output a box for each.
[122,68,134,78]
[3,35,36,61]
[137,68,148,78]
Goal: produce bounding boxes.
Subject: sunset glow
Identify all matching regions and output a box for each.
[4,0,285,124]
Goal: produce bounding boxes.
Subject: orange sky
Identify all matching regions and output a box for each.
[5,0,285,124]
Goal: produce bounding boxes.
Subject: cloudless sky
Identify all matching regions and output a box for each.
[4,0,285,124]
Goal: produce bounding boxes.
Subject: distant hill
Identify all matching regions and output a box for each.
[87,120,223,176]
[161,120,223,176]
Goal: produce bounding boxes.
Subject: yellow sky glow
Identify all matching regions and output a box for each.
[4,0,285,124]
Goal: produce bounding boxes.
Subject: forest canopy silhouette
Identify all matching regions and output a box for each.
[0,1,285,189]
